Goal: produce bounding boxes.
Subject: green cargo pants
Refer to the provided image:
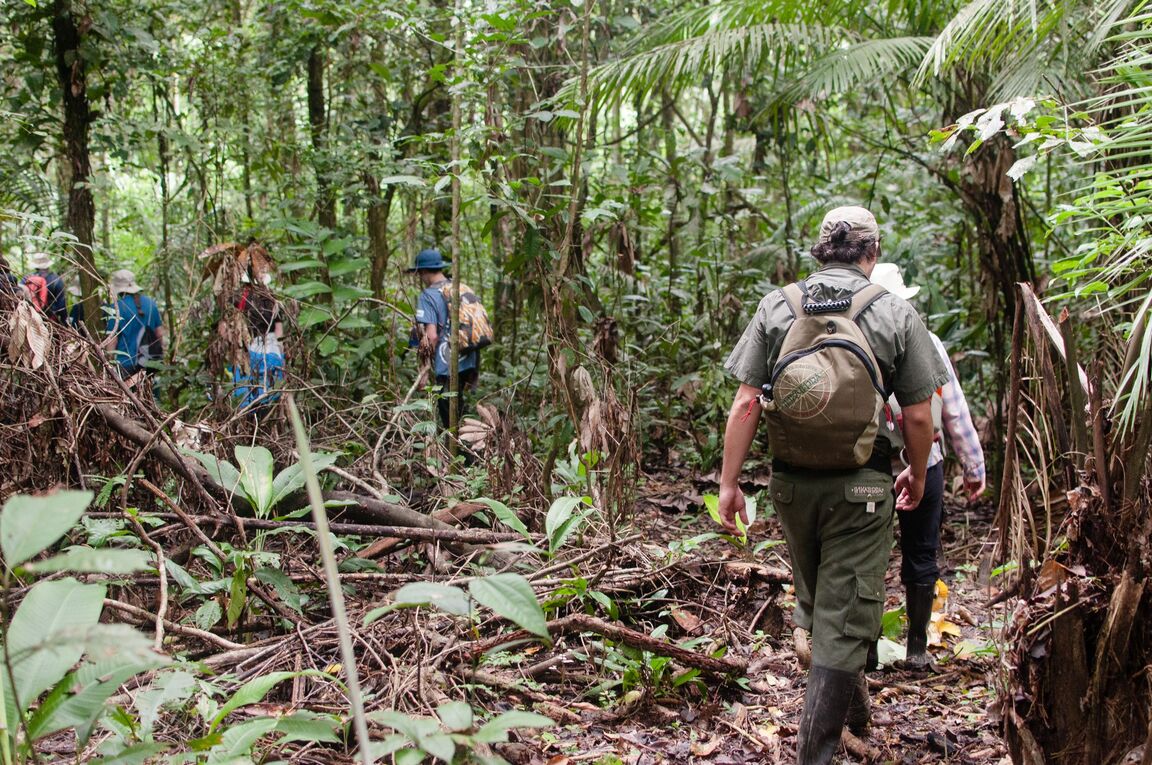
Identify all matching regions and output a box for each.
[770,468,894,672]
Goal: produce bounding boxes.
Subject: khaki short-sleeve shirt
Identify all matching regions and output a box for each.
[724,263,950,406]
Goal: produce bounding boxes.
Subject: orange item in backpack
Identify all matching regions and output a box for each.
[23,275,49,311]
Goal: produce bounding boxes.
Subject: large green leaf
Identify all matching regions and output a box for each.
[254,566,304,614]
[472,498,531,539]
[233,445,275,517]
[365,582,473,626]
[90,742,169,765]
[210,670,329,732]
[183,450,242,495]
[26,647,167,744]
[268,452,340,512]
[24,546,154,574]
[436,700,473,732]
[206,717,279,764]
[468,574,549,639]
[544,496,589,551]
[473,710,555,744]
[370,711,456,762]
[1,490,92,568]
[135,670,198,737]
[273,711,344,744]
[6,578,106,711]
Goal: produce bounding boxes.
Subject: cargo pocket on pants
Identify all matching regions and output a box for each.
[843,573,885,640]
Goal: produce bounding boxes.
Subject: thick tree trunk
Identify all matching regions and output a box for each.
[52,0,98,337]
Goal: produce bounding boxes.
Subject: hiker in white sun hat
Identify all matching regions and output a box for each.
[869,262,986,670]
[23,252,67,322]
[870,262,920,300]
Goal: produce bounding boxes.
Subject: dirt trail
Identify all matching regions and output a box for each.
[527,474,1010,765]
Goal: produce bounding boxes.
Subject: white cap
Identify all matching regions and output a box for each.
[29,252,52,270]
[870,263,920,300]
[109,269,142,295]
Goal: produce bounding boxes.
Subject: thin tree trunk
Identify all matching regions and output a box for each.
[366,177,394,299]
[660,91,680,311]
[307,44,335,302]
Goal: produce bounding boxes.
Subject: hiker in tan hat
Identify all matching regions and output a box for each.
[104,269,164,379]
[718,205,951,763]
[870,262,985,669]
[22,252,66,322]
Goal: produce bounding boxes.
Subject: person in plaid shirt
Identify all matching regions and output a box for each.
[871,264,986,668]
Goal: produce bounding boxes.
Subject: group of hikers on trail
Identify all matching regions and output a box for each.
[720,205,985,764]
[0,244,490,426]
[2,206,982,763]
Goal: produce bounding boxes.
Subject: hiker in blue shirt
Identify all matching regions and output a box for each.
[104,269,164,379]
[407,248,479,428]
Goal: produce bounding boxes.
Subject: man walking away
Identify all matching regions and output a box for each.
[23,252,67,322]
[717,206,950,764]
[870,263,986,668]
[105,269,164,380]
[407,248,480,429]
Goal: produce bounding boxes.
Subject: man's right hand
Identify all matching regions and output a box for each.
[894,466,925,511]
[718,483,749,535]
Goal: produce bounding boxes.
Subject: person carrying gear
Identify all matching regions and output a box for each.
[104,269,164,380]
[870,263,986,668]
[22,252,67,322]
[717,206,950,765]
[231,269,285,414]
[406,248,485,429]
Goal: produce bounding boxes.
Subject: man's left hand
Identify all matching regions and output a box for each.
[964,473,986,500]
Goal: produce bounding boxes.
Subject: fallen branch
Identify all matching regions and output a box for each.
[842,729,881,762]
[104,598,244,652]
[460,613,747,676]
[89,509,526,545]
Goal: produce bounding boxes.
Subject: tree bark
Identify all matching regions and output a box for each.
[306,44,335,301]
[52,0,98,337]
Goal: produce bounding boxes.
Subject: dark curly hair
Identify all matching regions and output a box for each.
[811,221,878,265]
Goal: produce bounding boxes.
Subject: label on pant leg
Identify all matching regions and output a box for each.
[866,501,875,514]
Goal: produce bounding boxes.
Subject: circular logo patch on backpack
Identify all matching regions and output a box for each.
[774,361,832,419]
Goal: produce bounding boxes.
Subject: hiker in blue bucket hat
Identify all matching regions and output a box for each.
[407,248,481,429]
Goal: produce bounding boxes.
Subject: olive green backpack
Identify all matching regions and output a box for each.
[760,281,889,470]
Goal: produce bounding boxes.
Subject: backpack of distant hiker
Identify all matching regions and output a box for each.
[23,274,49,311]
[760,281,889,470]
[439,281,493,353]
[132,294,163,369]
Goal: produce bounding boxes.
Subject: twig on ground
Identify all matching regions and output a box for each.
[460,613,747,676]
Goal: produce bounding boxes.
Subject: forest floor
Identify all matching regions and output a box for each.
[515,466,1014,765]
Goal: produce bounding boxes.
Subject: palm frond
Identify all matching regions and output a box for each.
[556,0,886,109]
[917,0,1066,83]
[0,166,57,218]
[573,23,843,109]
[627,0,862,51]
[776,36,934,104]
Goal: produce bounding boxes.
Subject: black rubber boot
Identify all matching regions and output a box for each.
[845,671,871,737]
[904,582,936,667]
[796,665,857,764]
[865,639,878,672]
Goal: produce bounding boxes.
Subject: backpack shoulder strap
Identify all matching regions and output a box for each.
[780,282,806,319]
[848,284,887,322]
